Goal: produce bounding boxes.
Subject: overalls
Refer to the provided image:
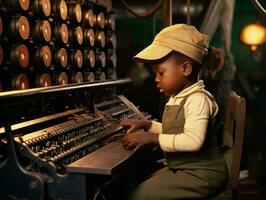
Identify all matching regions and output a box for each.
[129,92,227,200]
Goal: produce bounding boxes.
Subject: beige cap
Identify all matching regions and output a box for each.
[134,24,209,64]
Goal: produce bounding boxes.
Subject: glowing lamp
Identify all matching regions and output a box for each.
[240,23,266,51]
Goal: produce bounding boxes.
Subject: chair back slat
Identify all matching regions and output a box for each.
[225,91,246,190]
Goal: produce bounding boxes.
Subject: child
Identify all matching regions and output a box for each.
[121,24,227,199]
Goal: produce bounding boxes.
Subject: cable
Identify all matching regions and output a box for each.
[120,0,164,19]
[250,0,266,18]
[93,188,106,200]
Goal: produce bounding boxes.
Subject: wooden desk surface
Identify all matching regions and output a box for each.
[67,141,135,175]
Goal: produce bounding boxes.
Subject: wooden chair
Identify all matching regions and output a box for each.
[211,91,246,200]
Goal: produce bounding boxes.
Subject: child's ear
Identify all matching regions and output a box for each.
[182,61,193,76]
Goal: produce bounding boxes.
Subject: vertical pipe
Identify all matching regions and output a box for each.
[162,0,172,27]
[169,0,172,25]
[187,0,191,25]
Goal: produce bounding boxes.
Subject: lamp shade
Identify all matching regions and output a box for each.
[240,23,266,46]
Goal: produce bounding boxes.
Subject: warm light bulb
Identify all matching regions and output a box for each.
[240,23,266,46]
[250,45,258,51]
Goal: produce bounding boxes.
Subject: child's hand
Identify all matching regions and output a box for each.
[122,131,159,150]
[120,119,151,134]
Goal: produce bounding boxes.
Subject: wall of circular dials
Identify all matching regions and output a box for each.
[0,0,117,92]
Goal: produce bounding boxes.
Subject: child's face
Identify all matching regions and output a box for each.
[152,54,187,96]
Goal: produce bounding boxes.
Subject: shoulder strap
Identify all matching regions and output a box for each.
[181,90,216,107]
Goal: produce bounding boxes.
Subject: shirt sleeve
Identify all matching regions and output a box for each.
[148,121,162,134]
[159,93,215,152]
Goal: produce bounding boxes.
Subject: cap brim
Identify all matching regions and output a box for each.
[133,43,172,62]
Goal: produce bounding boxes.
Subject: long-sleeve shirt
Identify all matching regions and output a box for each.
[148,80,218,152]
